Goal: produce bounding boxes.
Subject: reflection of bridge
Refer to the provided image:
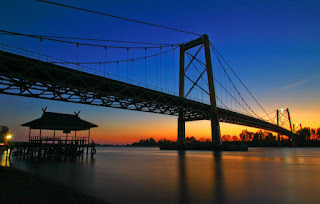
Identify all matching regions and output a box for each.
[0,33,296,146]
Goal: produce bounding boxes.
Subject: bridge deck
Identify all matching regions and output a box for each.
[0,50,294,136]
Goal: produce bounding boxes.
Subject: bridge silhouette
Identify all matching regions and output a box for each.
[0,32,296,147]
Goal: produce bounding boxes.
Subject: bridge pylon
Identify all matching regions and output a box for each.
[276,108,295,146]
[178,34,222,148]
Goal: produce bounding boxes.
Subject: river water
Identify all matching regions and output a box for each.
[3,147,320,203]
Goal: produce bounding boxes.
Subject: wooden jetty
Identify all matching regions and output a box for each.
[8,109,98,160]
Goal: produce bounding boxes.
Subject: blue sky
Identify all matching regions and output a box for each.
[0,0,319,143]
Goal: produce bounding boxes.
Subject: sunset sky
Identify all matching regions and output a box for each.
[0,0,319,144]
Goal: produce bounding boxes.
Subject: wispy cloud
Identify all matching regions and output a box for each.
[280,79,308,90]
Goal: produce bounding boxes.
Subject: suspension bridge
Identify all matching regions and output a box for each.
[0,29,297,147]
[0,0,300,149]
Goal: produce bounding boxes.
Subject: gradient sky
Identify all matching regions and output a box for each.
[0,0,319,144]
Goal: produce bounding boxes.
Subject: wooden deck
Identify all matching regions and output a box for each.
[4,137,96,160]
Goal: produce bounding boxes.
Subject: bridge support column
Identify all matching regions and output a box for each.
[178,111,186,148]
[287,108,295,147]
[210,113,222,146]
[277,109,281,147]
[178,34,221,147]
[203,35,222,146]
[178,42,186,149]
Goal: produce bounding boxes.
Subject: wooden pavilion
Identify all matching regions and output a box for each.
[18,109,98,159]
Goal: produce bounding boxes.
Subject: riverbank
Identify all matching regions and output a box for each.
[0,166,106,203]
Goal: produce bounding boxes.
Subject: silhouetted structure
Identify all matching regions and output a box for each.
[0,36,297,149]
[14,109,97,160]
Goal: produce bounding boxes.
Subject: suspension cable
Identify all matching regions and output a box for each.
[0,30,175,49]
[51,46,178,65]
[36,0,202,36]
[0,31,174,46]
[210,42,274,122]
[212,48,261,119]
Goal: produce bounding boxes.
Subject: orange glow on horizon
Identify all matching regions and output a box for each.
[90,120,274,145]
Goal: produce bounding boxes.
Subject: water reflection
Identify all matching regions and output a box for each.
[213,151,227,204]
[8,147,320,203]
[12,154,96,195]
[1,149,11,167]
[177,151,228,203]
[178,151,188,204]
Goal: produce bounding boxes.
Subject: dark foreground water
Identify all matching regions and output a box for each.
[3,147,320,203]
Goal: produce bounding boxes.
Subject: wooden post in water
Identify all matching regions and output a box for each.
[39,129,42,159]
[28,128,31,142]
[87,129,90,156]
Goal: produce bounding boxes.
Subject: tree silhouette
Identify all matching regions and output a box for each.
[0,126,9,143]
[240,130,253,141]
[316,128,320,140]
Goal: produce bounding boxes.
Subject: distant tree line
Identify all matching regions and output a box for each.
[295,127,320,146]
[234,127,320,147]
[131,137,213,146]
[131,127,320,147]
[131,138,175,146]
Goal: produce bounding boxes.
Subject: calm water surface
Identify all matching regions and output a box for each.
[3,147,320,203]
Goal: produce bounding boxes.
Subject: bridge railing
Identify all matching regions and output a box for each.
[0,43,212,105]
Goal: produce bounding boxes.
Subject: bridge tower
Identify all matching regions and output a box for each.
[277,109,280,146]
[293,123,302,133]
[277,108,295,146]
[178,35,222,147]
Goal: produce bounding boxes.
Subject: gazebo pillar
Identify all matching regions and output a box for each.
[88,129,91,144]
[28,128,31,142]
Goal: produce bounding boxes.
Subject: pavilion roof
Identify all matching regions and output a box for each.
[21,112,98,131]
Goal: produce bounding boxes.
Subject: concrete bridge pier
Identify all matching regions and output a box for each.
[178,110,186,149]
[211,113,222,146]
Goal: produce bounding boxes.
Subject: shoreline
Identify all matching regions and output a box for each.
[0,165,107,203]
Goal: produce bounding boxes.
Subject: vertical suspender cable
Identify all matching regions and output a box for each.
[145,48,147,85]
[156,54,158,87]
[218,58,222,107]
[39,37,43,59]
[173,47,175,91]
[132,59,134,80]
[104,46,107,77]
[165,51,168,90]
[160,47,162,87]
[117,61,119,76]
[127,48,129,78]
[224,64,227,109]
[76,43,79,69]
[230,73,232,110]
